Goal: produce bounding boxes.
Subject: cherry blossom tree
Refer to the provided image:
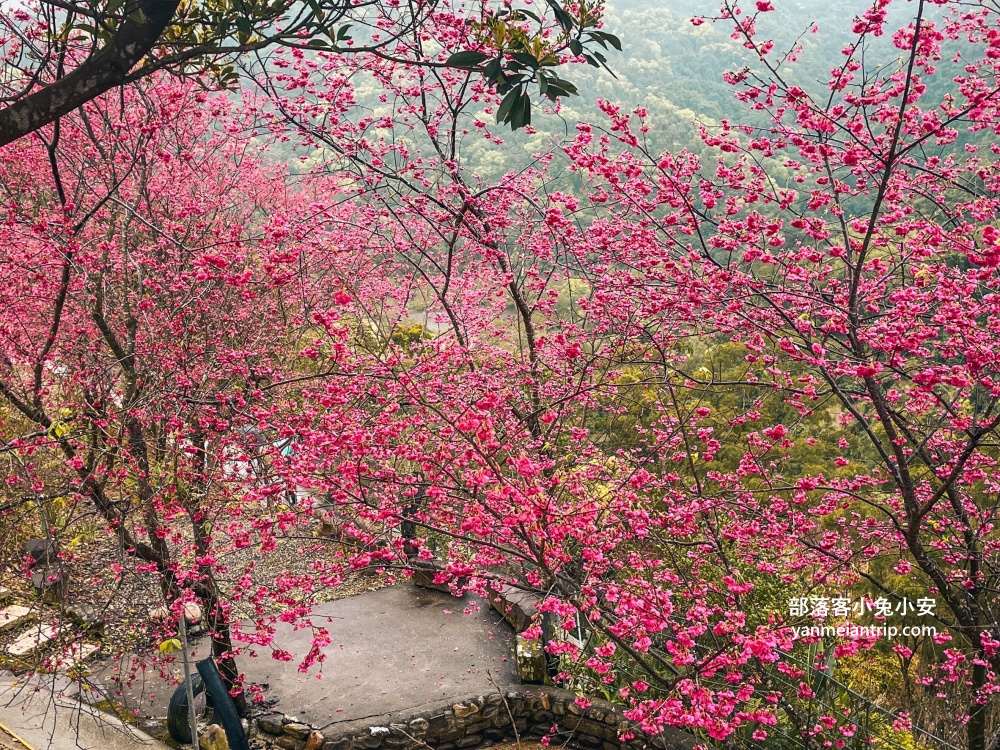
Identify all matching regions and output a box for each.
[551,1,1000,748]
[0,73,339,711]
[243,1,1000,748]
[244,9,801,746]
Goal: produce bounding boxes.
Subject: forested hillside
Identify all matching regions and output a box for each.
[459,0,927,178]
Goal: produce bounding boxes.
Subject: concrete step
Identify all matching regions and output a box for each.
[0,605,33,633]
[56,641,100,672]
[489,584,539,633]
[0,587,11,604]
[7,624,59,657]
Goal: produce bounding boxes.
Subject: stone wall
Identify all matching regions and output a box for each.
[251,686,703,750]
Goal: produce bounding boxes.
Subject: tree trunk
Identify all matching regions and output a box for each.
[0,0,181,145]
[205,593,248,716]
[970,661,988,750]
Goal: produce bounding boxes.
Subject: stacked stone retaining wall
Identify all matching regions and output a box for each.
[251,686,702,750]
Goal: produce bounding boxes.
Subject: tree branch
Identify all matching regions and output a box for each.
[0,0,181,146]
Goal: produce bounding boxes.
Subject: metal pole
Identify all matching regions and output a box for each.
[179,613,200,749]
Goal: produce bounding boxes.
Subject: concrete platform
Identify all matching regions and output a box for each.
[53,642,100,672]
[89,584,518,734]
[241,585,518,732]
[0,677,171,750]
[7,626,58,658]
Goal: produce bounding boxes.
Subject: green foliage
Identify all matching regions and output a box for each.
[446,0,618,129]
[389,324,433,350]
